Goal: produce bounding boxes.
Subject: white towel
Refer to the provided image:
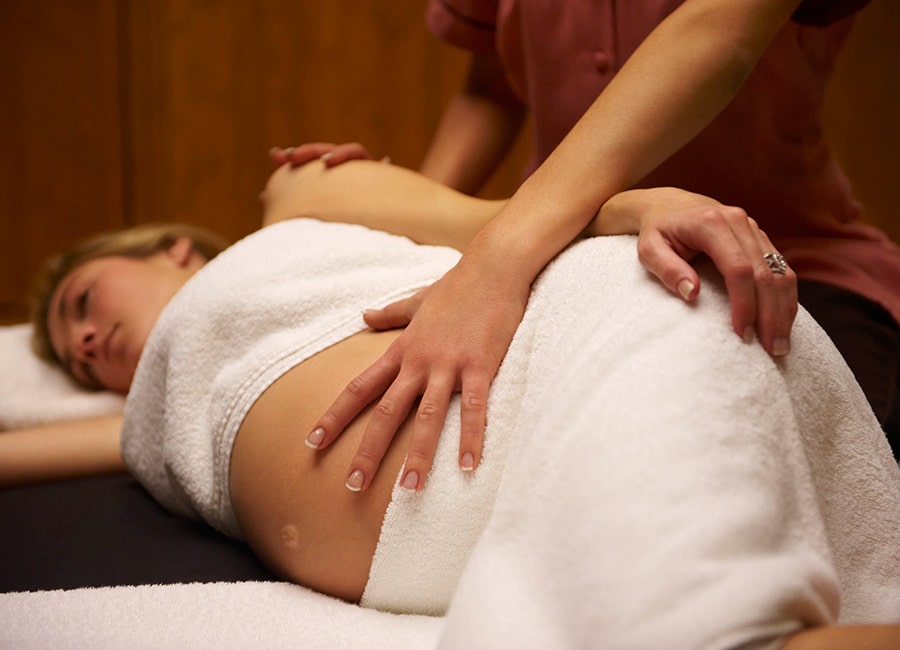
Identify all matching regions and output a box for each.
[360,382,517,614]
[121,219,460,538]
[0,581,442,649]
[357,236,900,648]
[0,324,125,430]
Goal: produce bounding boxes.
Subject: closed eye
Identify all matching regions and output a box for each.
[76,287,91,319]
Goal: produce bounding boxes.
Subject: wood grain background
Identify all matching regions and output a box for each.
[0,0,896,324]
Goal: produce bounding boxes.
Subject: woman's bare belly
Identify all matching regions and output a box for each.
[229,328,414,602]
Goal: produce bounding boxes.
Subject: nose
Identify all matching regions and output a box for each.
[73,322,100,361]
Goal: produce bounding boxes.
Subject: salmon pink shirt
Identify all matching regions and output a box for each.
[427,0,900,325]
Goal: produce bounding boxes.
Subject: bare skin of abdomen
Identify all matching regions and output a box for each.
[229,329,414,602]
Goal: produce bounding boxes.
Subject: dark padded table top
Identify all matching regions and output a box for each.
[0,474,275,592]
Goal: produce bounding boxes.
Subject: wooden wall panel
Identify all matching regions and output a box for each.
[122,0,521,245]
[7,1,890,328]
[1,0,528,324]
[0,0,123,324]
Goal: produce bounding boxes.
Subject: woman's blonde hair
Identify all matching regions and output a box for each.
[30,223,230,367]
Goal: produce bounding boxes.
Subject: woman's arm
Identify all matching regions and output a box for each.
[261,159,506,251]
[0,415,124,488]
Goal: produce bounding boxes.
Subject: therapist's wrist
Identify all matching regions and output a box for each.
[462,220,547,295]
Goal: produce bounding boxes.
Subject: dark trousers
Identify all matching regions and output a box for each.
[799,280,900,458]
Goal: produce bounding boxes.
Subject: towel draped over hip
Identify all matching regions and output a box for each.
[364,236,900,648]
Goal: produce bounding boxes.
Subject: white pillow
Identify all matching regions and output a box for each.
[0,324,125,431]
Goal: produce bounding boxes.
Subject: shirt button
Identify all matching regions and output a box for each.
[593,50,611,74]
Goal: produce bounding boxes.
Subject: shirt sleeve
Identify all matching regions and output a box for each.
[792,0,871,26]
[425,0,500,53]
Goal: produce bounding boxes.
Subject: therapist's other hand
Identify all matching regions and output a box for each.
[270,142,373,168]
[307,256,529,493]
[590,187,797,357]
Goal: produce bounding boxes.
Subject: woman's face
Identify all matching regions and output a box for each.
[47,244,199,393]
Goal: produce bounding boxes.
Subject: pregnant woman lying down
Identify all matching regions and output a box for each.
[9,159,900,649]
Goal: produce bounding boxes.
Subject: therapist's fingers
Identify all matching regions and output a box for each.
[635,229,701,302]
[270,143,333,167]
[363,301,415,331]
[363,289,427,331]
[323,257,527,494]
[700,207,763,343]
[457,368,490,473]
[615,188,797,357]
[343,367,424,492]
[305,351,400,452]
[269,142,372,167]
[746,226,798,357]
[397,371,456,492]
[663,205,797,357]
[393,364,492,491]
[702,209,796,356]
[270,143,373,168]
[638,206,758,340]
[318,142,373,166]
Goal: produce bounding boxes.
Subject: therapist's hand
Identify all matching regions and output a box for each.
[306,254,530,493]
[270,143,374,168]
[589,187,798,357]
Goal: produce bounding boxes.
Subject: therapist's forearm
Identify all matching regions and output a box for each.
[473,0,801,281]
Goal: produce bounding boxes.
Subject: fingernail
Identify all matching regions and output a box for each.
[345,469,365,492]
[677,279,695,301]
[400,471,419,492]
[742,326,755,344]
[773,337,790,357]
[305,427,325,449]
[381,155,392,164]
[269,146,281,156]
[320,152,333,161]
[460,452,475,472]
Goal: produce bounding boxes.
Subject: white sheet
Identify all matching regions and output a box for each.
[0,581,442,649]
